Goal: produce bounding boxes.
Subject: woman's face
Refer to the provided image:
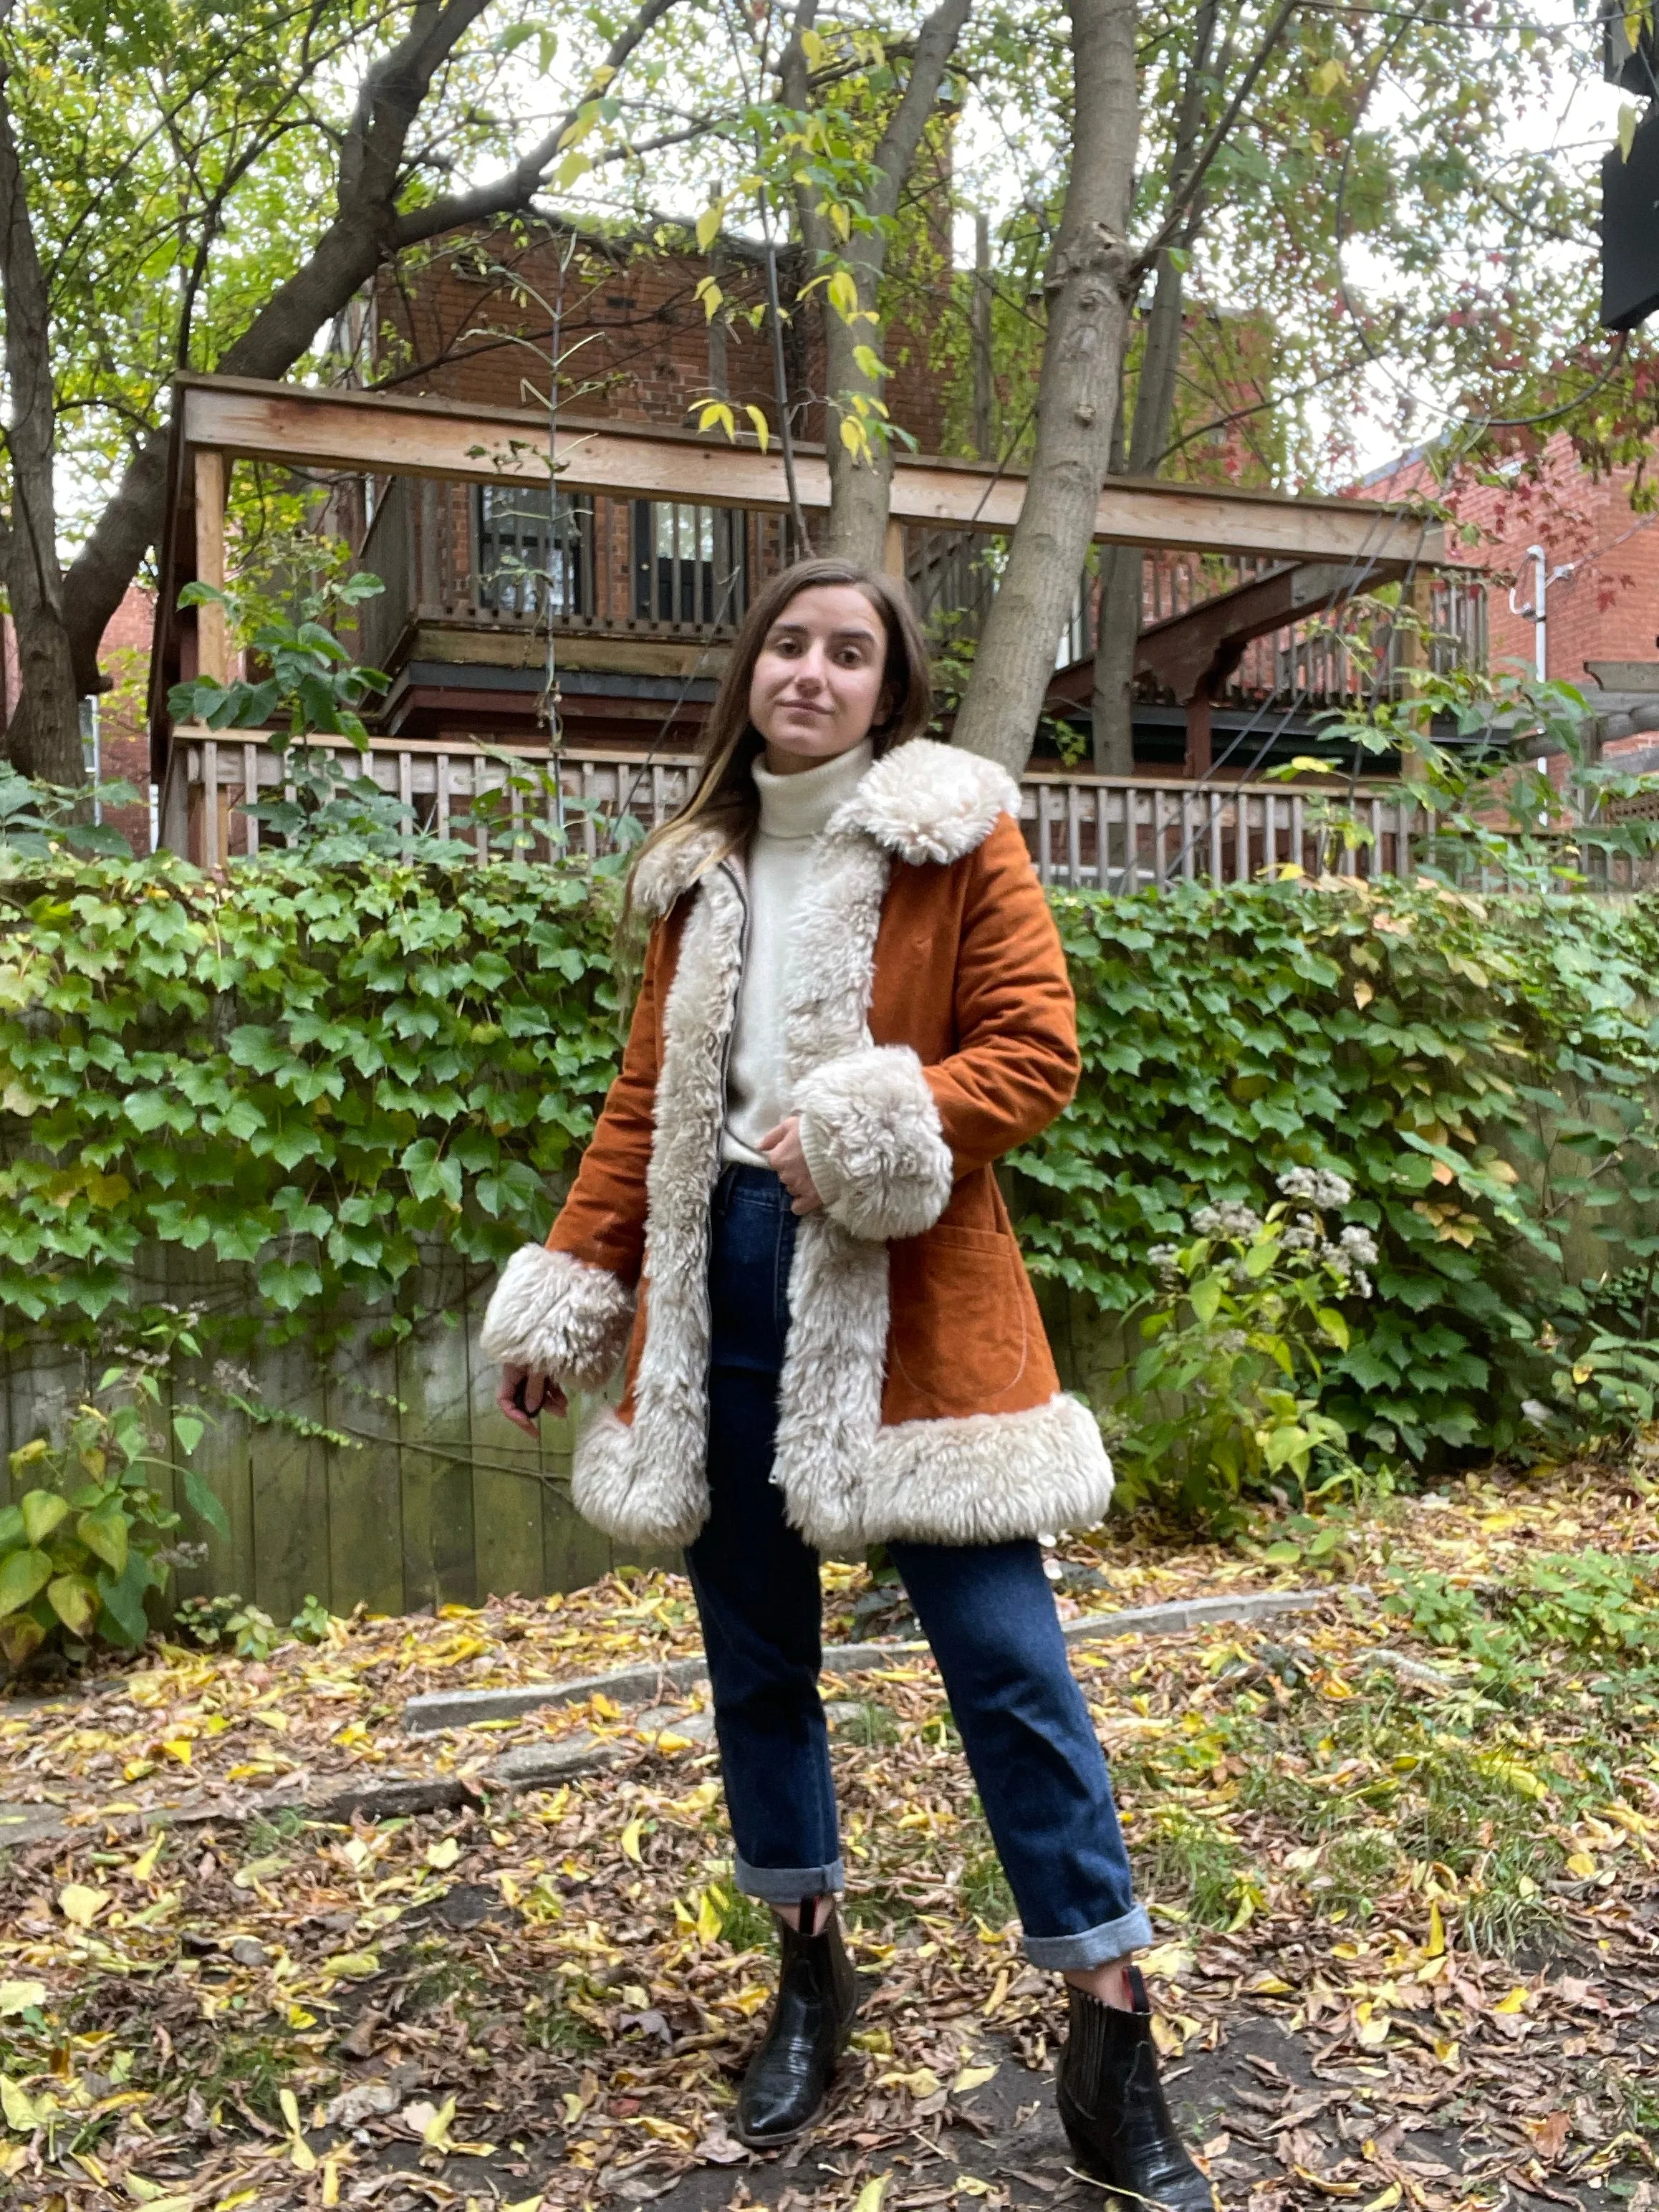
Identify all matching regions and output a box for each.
[748,585,893,772]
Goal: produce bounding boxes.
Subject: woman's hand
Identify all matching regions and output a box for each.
[759,1115,824,1216]
[497,1364,568,1436]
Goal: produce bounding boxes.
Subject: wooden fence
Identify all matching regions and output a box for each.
[1,1247,665,1628]
[170,732,1642,892]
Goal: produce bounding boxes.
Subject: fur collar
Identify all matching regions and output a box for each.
[630,739,1019,918]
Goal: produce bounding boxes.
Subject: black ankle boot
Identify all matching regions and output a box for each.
[1055,1972,1213,2210]
[734,1900,859,2148]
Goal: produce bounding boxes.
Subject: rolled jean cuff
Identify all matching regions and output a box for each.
[1021,1901,1154,1971]
[734,1853,846,1905]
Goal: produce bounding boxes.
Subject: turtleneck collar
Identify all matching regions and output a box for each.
[751,738,874,842]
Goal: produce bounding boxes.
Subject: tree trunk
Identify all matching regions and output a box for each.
[58,0,683,700]
[0,63,82,783]
[1090,0,1216,774]
[782,0,971,570]
[951,0,1139,775]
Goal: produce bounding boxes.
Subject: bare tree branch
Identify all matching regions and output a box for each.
[1130,0,1299,280]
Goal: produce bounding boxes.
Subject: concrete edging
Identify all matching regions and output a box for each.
[0,1584,1366,1852]
[400,1582,1361,1736]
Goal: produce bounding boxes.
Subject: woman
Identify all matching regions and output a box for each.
[481,559,1210,2207]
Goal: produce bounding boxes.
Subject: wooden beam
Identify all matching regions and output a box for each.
[193,448,229,684]
[174,374,1446,567]
[1135,557,1410,703]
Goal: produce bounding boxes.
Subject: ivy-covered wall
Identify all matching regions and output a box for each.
[1,855,1653,1611]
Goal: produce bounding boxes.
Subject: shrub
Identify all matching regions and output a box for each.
[1110,1165,1375,1525]
[1014,877,1659,1471]
[0,1345,225,1670]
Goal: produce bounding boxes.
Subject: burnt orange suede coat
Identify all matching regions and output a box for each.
[479,739,1114,1552]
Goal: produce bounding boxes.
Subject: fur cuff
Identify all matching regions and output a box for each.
[794,1045,953,1243]
[479,1244,635,1390]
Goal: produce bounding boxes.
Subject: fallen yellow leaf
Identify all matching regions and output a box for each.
[1,2076,40,2131]
[132,1837,164,1882]
[425,1837,461,1871]
[57,1883,111,1929]
[1492,1986,1530,2014]
[952,2063,998,2094]
[0,1982,47,2017]
[161,1739,193,1765]
[1140,1941,1195,1982]
[1565,1850,1598,1879]
[619,1817,644,1865]
[851,2180,889,2212]
[1425,1902,1445,1958]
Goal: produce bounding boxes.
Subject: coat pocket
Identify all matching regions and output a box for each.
[888,1223,1029,1409]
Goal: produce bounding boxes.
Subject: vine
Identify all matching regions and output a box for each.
[2,850,1658,1474]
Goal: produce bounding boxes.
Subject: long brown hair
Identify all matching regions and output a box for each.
[622,557,933,915]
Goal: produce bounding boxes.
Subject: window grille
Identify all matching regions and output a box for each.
[475,484,589,616]
[632,501,747,625]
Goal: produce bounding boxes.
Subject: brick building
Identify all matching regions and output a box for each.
[314,222,956,752]
[1365,434,1659,747]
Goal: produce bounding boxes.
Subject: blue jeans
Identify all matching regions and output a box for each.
[683,1164,1153,1971]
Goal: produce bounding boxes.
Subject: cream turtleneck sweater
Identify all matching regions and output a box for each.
[722,739,874,1168]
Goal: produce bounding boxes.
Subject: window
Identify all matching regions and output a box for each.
[633,501,746,625]
[475,484,589,617]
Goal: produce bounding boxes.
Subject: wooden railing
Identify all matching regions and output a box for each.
[347,475,1488,716]
[170,730,1642,891]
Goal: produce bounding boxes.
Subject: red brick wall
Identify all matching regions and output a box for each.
[373,229,948,458]
[1367,434,1659,685]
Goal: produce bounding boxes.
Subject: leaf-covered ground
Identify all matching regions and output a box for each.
[4,1458,1658,2212]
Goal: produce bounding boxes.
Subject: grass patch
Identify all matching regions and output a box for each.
[834,1701,900,1749]
[1311,1829,1403,1923]
[961,1845,1016,1929]
[715,1887,776,1952]
[524,1993,605,2058]
[1138,1807,1254,1930]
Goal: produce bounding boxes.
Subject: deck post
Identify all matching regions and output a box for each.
[1183,690,1213,780]
[193,449,229,684]
[883,518,905,580]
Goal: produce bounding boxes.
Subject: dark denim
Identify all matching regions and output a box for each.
[683,1163,1153,1969]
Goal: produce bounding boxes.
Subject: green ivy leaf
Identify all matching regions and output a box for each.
[19,1490,71,1546]
[76,1506,129,1577]
[0,1547,54,1617]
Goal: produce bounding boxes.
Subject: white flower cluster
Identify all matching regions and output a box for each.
[1147,1241,1183,1292]
[1191,1200,1266,1240]
[1276,1165,1354,1209]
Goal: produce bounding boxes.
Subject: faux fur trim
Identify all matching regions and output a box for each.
[571,1405,709,1548]
[569,862,746,1546]
[771,824,898,1547]
[631,739,1015,920]
[478,1244,634,1390]
[832,738,1019,865]
[630,819,736,919]
[800,1390,1115,1553]
[795,1044,953,1242]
